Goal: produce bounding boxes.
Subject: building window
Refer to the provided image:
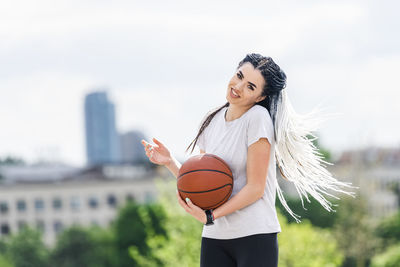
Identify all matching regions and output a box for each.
[34,198,45,212]
[126,194,135,203]
[107,194,117,208]
[16,199,27,212]
[0,201,8,214]
[17,220,27,231]
[70,196,80,211]
[0,223,10,235]
[88,196,99,209]
[36,220,45,233]
[53,198,62,210]
[54,221,63,234]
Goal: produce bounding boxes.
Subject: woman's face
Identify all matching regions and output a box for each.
[226,62,266,107]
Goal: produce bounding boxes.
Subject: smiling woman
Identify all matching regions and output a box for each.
[142,53,357,267]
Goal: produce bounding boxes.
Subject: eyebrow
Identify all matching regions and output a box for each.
[239,70,257,89]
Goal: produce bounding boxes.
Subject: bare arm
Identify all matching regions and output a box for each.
[165,156,182,179]
[213,138,270,219]
[165,148,205,179]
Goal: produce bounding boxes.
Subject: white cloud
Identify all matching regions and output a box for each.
[0,0,398,166]
[0,71,96,166]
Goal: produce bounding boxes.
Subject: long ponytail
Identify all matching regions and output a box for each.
[273,88,358,223]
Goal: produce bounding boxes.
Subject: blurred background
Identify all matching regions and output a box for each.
[0,0,399,266]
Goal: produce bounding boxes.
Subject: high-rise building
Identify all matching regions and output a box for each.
[119,130,147,164]
[84,91,120,166]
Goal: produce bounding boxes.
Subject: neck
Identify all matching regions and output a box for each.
[225,104,253,121]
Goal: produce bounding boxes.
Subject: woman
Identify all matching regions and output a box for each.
[141,53,356,267]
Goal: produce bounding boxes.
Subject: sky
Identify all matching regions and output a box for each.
[0,0,399,167]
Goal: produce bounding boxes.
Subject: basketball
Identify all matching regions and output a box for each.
[177,153,233,210]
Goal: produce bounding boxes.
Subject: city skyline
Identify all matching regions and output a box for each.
[0,0,399,167]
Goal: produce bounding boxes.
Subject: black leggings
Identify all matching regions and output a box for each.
[200,233,278,267]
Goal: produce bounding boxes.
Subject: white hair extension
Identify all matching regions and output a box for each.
[274,89,359,223]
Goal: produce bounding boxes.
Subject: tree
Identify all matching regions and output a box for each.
[375,211,400,249]
[50,225,118,267]
[129,178,203,267]
[0,156,25,166]
[332,194,381,267]
[113,197,168,267]
[276,194,339,228]
[277,211,344,267]
[6,226,49,267]
[0,254,14,267]
[371,243,400,267]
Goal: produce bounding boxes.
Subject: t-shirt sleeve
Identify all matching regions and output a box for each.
[247,108,275,147]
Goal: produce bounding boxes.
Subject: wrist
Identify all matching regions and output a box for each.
[205,209,215,226]
[212,209,218,220]
[165,156,173,167]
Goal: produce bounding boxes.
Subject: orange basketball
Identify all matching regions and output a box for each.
[177,153,233,210]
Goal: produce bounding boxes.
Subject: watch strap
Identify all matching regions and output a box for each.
[205,209,214,225]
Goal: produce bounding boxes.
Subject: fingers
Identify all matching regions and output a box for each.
[176,190,191,212]
[141,139,156,153]
[152,137,164,147]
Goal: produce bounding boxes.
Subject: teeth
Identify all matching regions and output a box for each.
[231,89,239,97]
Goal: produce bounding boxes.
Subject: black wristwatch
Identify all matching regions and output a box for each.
[205,209,214,226]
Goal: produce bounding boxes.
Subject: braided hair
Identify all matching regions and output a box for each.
[186,53,357,222]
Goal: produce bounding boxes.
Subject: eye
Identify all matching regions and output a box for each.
[248,85,254,90]
[236,73,242,79]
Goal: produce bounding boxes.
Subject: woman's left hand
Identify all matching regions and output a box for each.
[176,190,207,224]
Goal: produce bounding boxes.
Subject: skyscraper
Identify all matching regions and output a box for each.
[84,91,120,166]
[119,130,148,164]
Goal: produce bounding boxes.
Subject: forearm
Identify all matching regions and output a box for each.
[212,185,262,220]
[165,155,182,179]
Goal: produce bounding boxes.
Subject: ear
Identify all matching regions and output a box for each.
[256,95,266,103]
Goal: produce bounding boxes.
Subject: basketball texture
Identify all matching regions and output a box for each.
[177,153,233,210]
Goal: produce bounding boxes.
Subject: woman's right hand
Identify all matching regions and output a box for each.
[141,137,172,166]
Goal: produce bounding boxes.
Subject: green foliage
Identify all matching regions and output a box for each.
[114,201,148,267]
[129,178,203,267]
[0,156,25,166]
[49,225,118,267]
[276,195,339,228]
[277,211,344,267]
[0,254,15,267]
[375,211,400,248]
[87,226,120,267]
[371,243,400,267]
[0,239,7,254]
[332,194,381,267]
[113,198,168,267]
[6,226,49,267]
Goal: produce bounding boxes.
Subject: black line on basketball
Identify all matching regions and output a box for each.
[178,183,233,194]
[178,169,233,180]
[202,186,232,210]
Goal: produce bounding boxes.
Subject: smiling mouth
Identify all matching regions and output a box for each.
[231,88,240,97]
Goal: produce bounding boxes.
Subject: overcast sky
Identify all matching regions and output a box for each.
[1,0,399,167]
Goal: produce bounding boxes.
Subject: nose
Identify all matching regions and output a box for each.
[232,81,245,91]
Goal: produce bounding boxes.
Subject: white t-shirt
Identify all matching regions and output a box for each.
[197,104,282,239]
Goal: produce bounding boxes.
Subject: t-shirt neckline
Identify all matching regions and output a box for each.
[223,106,254,124]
